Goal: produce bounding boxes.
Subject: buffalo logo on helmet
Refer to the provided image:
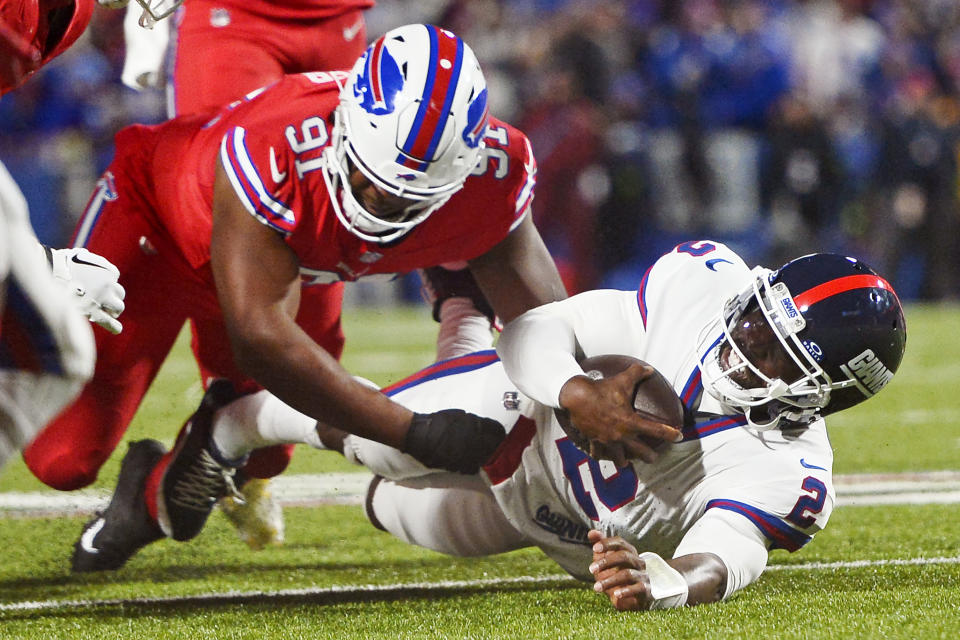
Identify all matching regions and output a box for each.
[354,38,404,116]
[461,87,489,149]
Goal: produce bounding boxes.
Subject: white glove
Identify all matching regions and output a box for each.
[46,246,126,334]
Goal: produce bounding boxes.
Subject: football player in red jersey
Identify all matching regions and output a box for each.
[167,0,372,118]
[160,0,373,552]
[49,24,684,572]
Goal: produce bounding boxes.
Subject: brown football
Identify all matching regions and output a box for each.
[555,354,685,453]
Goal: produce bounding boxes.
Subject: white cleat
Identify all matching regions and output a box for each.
[218,477,285,550]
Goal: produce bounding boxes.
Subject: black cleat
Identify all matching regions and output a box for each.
[71,439,166,573]
[157,379,243,542]
[418,266,496,323]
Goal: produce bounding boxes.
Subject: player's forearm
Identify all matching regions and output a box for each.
[497,305,583,408]
[669,553,728,606]
[227,317,411,449]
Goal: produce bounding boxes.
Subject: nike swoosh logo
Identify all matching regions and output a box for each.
[800,458,827,471]
[79,517,106,554]
[705,258,733,271]
[269,147,287,183]
[71,254,108,270]
[343,17,363,42]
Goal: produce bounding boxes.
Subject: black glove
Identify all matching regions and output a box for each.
[403,409,506,474]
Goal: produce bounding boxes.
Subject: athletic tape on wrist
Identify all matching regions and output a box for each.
[638,552,689,609]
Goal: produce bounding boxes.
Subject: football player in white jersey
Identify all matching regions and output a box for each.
[149,241,903,609]
[0,162,126,469]
[300,241,905,610]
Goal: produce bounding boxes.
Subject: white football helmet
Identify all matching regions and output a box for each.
[321,24,490,243]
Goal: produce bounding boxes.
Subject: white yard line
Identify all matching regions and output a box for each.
[3,470,960,516]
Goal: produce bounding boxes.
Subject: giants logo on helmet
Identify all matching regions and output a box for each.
[354,38,404,116]
[462,87,489,149]
[841,349,894,397]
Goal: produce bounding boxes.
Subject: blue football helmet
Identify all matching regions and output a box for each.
[697,253,907,429]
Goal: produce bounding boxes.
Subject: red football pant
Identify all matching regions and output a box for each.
[23,163,345,490]
[169,3,368,117]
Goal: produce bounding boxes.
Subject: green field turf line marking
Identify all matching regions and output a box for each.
[2,555,959,614]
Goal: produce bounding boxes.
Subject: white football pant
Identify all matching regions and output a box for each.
[344,354,535,557]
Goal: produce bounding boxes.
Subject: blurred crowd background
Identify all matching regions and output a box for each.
[3,0,959,301]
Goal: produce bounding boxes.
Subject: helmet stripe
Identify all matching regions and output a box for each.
[368,38,385,105]
[793,274,896,309]
[400,26,464,165]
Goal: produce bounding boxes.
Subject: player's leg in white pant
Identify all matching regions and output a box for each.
[0,161,95,469]
[366,472,530,557]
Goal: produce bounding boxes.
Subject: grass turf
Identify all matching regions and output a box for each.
[1,303,958,639]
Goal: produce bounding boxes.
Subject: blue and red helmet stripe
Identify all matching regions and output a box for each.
[397,26,464,169]
[367,38,387,105]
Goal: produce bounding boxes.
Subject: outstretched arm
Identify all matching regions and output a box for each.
[210,162,504,473]
[210,162,413,448]
[588,531,727,611]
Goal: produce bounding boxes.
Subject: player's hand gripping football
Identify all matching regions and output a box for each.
[48,247,126,334]
[558,363,682,467]
[588,530,657,611]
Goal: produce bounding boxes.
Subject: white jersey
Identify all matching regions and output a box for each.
[360,241,834,587]
[488,241,835,579]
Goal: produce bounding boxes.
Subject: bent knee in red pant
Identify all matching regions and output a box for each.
[22,443,110,490]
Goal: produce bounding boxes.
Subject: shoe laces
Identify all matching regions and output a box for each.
[170,448,244,512]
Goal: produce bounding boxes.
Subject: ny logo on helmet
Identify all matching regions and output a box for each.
[461,87,489,149]
[354,39,404,116]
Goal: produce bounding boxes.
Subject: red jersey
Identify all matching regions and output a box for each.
[139,72,536,282]
[0,0,93,95]
[207,0,373,21]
